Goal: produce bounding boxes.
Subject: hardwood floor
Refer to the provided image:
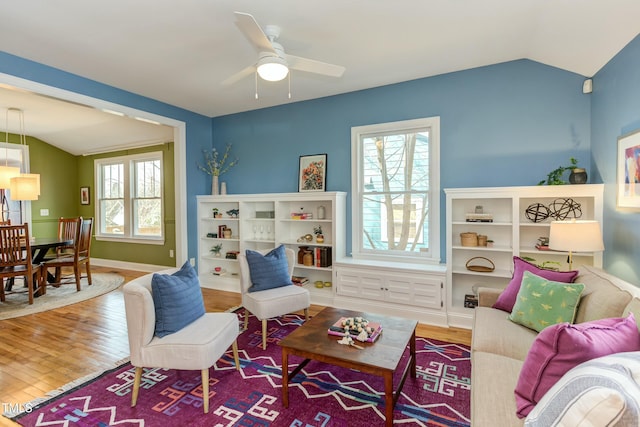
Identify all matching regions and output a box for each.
[0,266,471,426]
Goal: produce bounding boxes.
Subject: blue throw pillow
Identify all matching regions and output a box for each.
[151,260,205,337]
[246,245,293,293]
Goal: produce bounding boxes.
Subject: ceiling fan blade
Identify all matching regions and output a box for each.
[234,12,275,54]
[221,64,256,86]
[286,55,345,78]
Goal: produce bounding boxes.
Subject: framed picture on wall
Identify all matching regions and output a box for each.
[299,154,327,192]
[80,186,90,205]
[617,129,640,211]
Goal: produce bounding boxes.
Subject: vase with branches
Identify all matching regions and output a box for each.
[198,144,239,194]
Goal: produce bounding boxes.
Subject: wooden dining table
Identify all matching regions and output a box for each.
[3,237,73,291]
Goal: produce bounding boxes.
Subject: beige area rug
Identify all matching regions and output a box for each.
[0,273,124,320]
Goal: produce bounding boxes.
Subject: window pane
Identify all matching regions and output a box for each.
[102,163,124,198]
[101,199,124,234]
[360,129,430,254]
[133,199,162,236]
[363,194,428,252]
[135,159,161,198]
[362,130,430,193]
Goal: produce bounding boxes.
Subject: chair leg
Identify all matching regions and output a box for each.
[131,367,143,407]
[86,261,92,285]
[27,274,34,305]
[232,340,240,370]
[243,309,250,331]
[0,278,4,302]
[201,368,209,414]
[74,266,81,291]
[262,319,268,350]
[304,308,309,322]
[37,269,45,296]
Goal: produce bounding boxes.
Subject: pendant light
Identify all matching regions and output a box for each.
[0,109,21,188]
[7,108,40,200]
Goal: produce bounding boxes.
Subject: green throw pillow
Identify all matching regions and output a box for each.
[508,270,585,332]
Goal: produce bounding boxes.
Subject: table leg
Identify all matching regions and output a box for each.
[384,372,394,427]
[282,348,289,408]
[410,328,417,377]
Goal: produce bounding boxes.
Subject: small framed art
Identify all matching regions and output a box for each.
[299,154,327,192]
[80,186,90,205]
[617,130,640,211]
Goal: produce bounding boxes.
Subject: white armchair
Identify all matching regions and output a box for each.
[122,270,240,414]
[238,247,310,350]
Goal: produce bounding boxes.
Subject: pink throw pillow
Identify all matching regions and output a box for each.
[493,256,578,312]
[514,313,640,418]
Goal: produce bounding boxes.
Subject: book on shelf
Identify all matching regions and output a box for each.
[314,247,332,268]
[465,213,493,222]
[327,317,383,343]
[464,294,478,308]
[290,212,313,220]
[291,276,309,286]
[535,244,551,251]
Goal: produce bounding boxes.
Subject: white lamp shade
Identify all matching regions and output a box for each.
[548,220,604,253]
[21,173,41,195]
[9,174,40,200]
[256,56,289,81]
[0,165,20,189]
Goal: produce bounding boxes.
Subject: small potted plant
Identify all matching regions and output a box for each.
[538,157,584,185]
[314,225,324,243]
[210,243,223,257]
[212,208,220,218]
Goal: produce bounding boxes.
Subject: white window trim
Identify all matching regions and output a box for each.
[351,117,440,264]
[94,151,165,244]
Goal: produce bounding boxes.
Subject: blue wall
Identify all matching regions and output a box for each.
[7,50,629,275]
[213,59,591,259]
[0,51,212,262]
[592,34,640,285]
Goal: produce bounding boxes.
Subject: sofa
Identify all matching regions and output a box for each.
[471,264,640,426]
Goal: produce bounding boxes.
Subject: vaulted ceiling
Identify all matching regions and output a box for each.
[1,0,639,155]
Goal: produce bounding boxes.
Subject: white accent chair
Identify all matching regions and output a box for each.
[122,270,240,414]
[238,247,310,350]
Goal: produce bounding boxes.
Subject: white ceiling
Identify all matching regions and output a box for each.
[0,0,639,155]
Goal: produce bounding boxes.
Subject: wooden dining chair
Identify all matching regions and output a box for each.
[0,223,45,304]
[44,217,93,291]
[55,217,81,257]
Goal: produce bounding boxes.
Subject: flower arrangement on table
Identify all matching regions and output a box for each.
[328,316,382,343]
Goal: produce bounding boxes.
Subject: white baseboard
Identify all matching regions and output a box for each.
[90,257,174,273]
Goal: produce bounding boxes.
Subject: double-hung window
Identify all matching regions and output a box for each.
[351,117,440,263]
[95,151,164,243]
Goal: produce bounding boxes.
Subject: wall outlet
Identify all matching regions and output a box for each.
[169,249,174,258]
[40,209,49,216]
[190,258,195,266]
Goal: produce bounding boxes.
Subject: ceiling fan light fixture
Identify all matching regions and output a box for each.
[256,56,289,82]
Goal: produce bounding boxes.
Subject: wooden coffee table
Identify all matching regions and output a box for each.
[279,307,417,427]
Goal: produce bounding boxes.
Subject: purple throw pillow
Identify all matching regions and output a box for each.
[493,256,578,312]
[514,313,640,418]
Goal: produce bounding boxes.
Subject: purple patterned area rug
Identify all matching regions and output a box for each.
[10,311,471,426]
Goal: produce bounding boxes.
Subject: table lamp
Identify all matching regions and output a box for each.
[548,219,604,270]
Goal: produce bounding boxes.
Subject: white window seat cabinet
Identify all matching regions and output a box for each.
[334,258,448,326]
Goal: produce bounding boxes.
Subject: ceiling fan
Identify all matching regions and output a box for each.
[222,12,346,87]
